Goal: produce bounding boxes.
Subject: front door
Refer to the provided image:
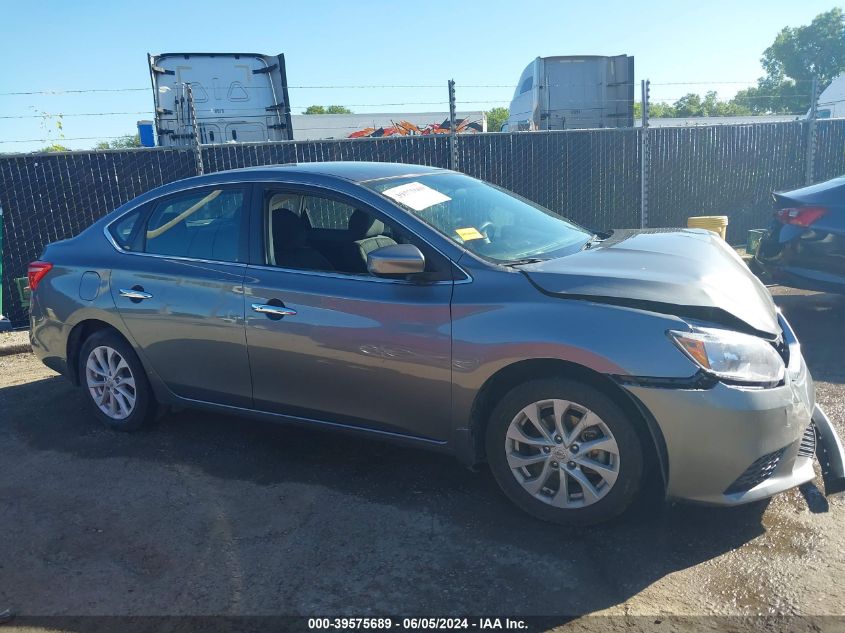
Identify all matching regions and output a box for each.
[243,186,454,441]
[110,185,252,407]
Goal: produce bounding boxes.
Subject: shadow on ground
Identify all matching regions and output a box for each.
[1,372,770,621]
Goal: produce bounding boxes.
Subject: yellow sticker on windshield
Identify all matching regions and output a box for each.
[455,227,484,241]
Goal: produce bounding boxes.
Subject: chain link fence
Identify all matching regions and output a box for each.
[2,119,843,327]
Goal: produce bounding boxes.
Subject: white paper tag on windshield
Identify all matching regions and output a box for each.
[382,182,451,211]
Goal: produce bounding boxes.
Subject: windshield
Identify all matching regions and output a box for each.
[366,173,592,263]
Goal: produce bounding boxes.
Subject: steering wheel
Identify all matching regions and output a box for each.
[478,220,495,243]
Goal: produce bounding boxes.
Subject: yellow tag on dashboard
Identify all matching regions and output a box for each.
[455,227,484,241]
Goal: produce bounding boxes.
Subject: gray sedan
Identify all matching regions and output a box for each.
[28,162,845,524]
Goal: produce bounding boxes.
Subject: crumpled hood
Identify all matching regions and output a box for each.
[522,228,780,336]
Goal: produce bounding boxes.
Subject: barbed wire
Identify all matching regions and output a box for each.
[1,79,817,98]
[0,135,143,144]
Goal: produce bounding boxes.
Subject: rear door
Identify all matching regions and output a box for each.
[242,184,454,441]
[109,185,252,407]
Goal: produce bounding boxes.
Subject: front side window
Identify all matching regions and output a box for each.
[145,189,245,262]
[264,189,449,279]
[366,173,591,263]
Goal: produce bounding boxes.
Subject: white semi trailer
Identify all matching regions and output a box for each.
[504,55,634,131]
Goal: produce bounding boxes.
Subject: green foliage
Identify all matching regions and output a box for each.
[737,7,845,113]
[38,143,71,153]
[304,105,353,114]
[92,134,142,150]
[634,101,680,118]
[485,107,509,132]
[635,8,845,118]
[110,134,142,149]
[673,92,751,117]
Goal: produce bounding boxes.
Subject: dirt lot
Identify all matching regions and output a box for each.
[1,287,844,626]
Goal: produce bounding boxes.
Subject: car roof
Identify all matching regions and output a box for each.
[97,161,453,227]
[196,161,447,184]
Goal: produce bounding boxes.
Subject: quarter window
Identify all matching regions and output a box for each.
[145,189,245,262]
[109,209,141,250]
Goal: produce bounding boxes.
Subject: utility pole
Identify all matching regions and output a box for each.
[640,79,650,229]
[805,75,819,185]
[448,79,458,171]
[185,83,204,176]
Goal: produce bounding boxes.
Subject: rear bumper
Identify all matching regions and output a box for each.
[624,349,818,505]
[753,225,845,294]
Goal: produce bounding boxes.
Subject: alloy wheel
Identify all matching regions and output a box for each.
[85,345,137,420]
[505,398,620,508]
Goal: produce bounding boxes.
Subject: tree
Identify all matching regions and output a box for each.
[485,107,509,132]
[734,8,845,113]
[303,105,353,114]
[93,134,142,150]
[634,101,677,118]
[38,143,71,153]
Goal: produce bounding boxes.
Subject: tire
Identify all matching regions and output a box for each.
[78,329,156,431]
[486,378,643,525]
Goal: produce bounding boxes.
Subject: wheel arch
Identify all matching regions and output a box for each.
[467,358,668,492]
[66,319,131,386]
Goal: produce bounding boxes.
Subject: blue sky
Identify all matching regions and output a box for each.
[0,0,838,151]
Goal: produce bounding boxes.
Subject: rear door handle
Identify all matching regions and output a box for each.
[119,288,153,300]
[251,303,297,318]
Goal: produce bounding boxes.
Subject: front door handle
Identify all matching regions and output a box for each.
[251,303,297,318]
[119,288,153,301]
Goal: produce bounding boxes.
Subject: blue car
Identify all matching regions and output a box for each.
[753,175,845,293]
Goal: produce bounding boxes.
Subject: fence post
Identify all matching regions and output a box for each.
[0,204,10,332]
[448,79,458,171]
[640,79,650,229]
[186,83,204,176]
[805,75,819,185]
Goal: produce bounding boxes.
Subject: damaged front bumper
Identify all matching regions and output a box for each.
[623,309,845,506]
[813,404,845,496]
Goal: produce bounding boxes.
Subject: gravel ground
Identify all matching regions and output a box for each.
[0,287,843,628]
[0,330,30,356]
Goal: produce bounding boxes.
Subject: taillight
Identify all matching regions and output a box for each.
[28,261,53,292]
[776,206,827,227]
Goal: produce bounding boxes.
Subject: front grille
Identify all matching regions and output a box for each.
[797,423,816,458]
[724,447,787,495]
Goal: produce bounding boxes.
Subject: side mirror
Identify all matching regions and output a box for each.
[367,244,426,277]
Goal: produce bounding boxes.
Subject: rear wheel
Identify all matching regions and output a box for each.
[79,329,156,431]
[486,378,643,525]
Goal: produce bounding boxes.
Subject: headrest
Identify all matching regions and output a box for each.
[272,208,306,248]
[349,209,385,239]
[269,193,293,213]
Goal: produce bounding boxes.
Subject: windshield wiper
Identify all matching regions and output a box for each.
[503,257,546,267]
[580,234,602,250]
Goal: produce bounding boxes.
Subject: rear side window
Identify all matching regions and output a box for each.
[145,188,245,262]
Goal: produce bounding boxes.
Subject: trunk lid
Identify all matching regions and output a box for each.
[521,228,780,336]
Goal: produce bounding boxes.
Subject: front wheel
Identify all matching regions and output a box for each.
[486,378,643,525]
[79,329,156,431]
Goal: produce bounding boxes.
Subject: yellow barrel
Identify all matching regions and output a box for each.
[687,215,728,240]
